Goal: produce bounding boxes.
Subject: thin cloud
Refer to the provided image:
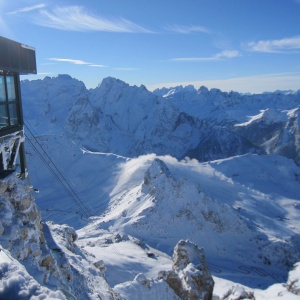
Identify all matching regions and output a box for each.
[246,36,300,53]
[48,58,92,65]
[165,24,211,34]
[7,4,46,15]
[170,50,241,62]
[48,58,108,68]
[34,6,151,33]
[89,64,107,68]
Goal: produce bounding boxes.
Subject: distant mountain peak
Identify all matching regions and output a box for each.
[198,85,209,95]
[98,76,129,89]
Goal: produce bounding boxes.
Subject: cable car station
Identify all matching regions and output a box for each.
[0,36,36,178]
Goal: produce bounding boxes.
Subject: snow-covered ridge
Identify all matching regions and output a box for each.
[235,108,288,127]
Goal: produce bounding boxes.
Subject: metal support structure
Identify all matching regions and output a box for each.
[18,141,27,178]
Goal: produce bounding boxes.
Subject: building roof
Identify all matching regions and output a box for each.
[0,36,37,75]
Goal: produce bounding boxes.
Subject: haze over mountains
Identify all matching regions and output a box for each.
[1,75,299,299]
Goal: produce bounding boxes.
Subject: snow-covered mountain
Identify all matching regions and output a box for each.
[1,75,299,299]
[21,75,300,165]
[153,85,300,165]
[21,75,263,161]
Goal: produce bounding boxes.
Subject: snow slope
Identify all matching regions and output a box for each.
[25,134,300,290]
[0,246,66,300]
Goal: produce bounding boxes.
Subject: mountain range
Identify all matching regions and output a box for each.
[0,75,299,299]
[21,75,300,165]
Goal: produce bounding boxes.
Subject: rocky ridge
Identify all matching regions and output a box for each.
[0,174,115,299]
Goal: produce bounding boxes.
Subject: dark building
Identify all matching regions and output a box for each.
[0,36,37,178]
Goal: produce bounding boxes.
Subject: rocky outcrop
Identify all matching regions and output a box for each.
[113,240,214,300]
[159,240,214,300]
[0,174,115,299]
[0,174,52,267]
[0,173,72,296]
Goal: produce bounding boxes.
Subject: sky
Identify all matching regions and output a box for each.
[1,0,300,93]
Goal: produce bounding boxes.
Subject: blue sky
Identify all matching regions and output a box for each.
[1,0,300,93]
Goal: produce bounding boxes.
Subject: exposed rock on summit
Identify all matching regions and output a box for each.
[160,240,214,300]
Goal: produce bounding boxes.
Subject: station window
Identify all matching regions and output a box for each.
[0,74,20,129]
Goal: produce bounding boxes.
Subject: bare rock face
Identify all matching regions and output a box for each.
[158,270,184,298]
[0,175,62,288]
[0,175,116,299]
[162,240,214,300]
[0,175,46,260]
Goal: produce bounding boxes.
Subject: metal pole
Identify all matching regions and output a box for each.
[19,141,27,178]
